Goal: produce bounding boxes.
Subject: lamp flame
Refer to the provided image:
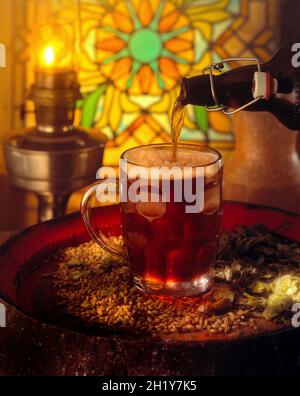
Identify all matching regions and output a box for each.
[43,46,55,66]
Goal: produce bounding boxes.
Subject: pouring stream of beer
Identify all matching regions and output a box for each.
[171,98,185,162]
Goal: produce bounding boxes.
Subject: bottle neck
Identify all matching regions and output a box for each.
[181,75,216,107]
[181,65,257,109]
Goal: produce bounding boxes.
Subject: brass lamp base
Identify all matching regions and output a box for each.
[4,68,107,222]
[4,127,107,222]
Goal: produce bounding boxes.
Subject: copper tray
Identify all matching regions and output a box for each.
[0,202,300,376]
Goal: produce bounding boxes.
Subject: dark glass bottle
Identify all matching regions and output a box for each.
[180,42,300,130]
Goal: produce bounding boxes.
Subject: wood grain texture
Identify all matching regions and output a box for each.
[0,202,300,375]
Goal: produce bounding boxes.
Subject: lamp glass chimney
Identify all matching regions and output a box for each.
[32,0,80,72]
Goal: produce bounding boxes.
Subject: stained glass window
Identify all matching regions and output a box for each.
[21,0,278,166]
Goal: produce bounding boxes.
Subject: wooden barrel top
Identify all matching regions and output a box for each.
[0,202,299,375]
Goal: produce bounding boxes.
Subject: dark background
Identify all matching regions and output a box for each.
[280,0,300,43]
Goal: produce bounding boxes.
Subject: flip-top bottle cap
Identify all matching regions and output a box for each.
[253,71,278,100]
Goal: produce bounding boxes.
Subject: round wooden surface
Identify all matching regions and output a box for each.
[0,202,299,375]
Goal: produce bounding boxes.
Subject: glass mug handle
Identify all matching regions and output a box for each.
[81,180,126,259]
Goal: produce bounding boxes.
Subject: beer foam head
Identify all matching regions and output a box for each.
[122,144,222,180]
[124,145,220,168]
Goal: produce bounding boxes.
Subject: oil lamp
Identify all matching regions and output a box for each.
[4,1,106,222]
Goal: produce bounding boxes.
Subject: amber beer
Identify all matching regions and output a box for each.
[120,144,223,296]
[81,143,223,296]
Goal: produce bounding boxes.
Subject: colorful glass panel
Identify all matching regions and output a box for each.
[21,0,278,165]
